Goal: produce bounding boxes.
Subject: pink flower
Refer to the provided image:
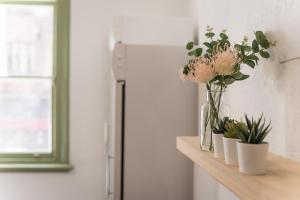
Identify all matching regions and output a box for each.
[213,48,237,75]
[192,61,215,83]
[179,58,215,83]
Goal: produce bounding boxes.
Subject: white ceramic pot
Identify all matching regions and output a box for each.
[212,133,224,159]
[237,142,269,175]
[223,137,240,165]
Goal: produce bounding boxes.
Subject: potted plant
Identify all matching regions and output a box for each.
[236,114,271,175]
[223,120,242,165]
[179,27,276,152]
[212,117,233,159]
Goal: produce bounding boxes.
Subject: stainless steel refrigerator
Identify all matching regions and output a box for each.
[106,42,197,200]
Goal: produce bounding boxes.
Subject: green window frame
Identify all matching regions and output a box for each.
[0,0,71,171]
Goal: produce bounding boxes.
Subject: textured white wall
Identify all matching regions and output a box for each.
[0,0,192,199]
[193,0,300,199]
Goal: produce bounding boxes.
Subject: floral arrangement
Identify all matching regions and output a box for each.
[180,26,276,87]
[179,26,276,151]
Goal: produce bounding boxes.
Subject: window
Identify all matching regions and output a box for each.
[0,0,71,171]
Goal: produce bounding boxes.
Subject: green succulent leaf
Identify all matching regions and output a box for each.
[245,115,252,130]
[237,132,247,143]
[213,117,234,134]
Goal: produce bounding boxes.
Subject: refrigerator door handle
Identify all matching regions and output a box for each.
[106,158,114,197]
[105,123,114,199]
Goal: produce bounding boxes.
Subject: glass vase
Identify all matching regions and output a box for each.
[199,89,230,152]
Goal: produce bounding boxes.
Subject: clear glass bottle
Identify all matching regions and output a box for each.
[199,90,230,152]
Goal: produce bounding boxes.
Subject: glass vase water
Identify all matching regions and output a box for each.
[199,89,230,152]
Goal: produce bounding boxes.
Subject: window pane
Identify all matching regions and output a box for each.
[0,79,52,153]
[0,5,54,77]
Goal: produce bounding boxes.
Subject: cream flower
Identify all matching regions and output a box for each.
[213,48,237,75]
[179,58,215,83]
[192,60,215,83]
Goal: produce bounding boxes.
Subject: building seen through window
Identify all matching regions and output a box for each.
[0,5,53,153]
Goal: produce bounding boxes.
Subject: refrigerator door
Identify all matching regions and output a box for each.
[123,45,197,200]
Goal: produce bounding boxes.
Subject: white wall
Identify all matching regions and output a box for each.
[193,0,300,199]
[0,0,193,199]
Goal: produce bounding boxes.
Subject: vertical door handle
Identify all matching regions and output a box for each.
[105,123,114,199]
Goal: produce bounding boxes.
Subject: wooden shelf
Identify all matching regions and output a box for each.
[177,136,300,200]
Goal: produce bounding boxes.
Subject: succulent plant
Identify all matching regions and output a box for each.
[213,117,234,134]
[223,120,243,139]
[236,114,272,144]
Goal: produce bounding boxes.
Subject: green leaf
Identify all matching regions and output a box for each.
[237,131,247,143]
[245,115,252,130]
[243,45,252,52]
[255,31,265,43]
[235,44,246,56]
[203,42,212,49]
[257,123,271,144]
[195,48,203,57]
[256,114,263,128]
[220,33,228,40]
[186,41,194,50]
[243,60,256,68]
[204,54,210,59]
[234,44,241,50]
[188,50,197,57]
[211,41,218,48]
[255,31,271,49]
[236,123,249,142]
[259,50,270,58]
[232,71,250,80]
[252,40,259,53]
[224,78,235,85]
[224,40,231,47]
[248,130,255,144]
[234,63,241,71]
[247,54,259,62]
[205,32,215,38]
[260,38,270,49]
[209,75,222,84]
[206,49,213,54]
